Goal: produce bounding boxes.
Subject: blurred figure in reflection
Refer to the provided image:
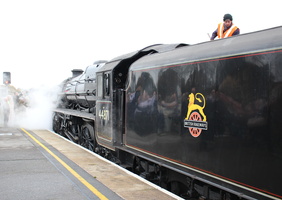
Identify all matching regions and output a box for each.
[158,69,180,133]
[247,98,270,149]
[129,72,157,135]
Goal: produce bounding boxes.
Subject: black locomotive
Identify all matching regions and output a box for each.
[53,26,282,200]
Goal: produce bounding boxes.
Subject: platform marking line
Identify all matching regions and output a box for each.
[21,128,108,200]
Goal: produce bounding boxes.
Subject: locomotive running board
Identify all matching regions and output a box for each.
[53,108,95,120]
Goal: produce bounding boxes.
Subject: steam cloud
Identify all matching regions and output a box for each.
[0,85,61,130]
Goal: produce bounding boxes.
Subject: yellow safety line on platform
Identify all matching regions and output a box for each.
[21,128,108,200]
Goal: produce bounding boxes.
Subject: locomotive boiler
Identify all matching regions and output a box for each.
[53,26,282,200]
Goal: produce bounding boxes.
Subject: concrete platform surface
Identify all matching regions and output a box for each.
[0,127,182,200]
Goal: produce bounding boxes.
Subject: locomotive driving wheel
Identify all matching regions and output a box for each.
[188,111,202,137]
[81,123,96,151]
[52,114,60,133]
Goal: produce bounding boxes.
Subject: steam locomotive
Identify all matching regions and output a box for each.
[53,26,282,200]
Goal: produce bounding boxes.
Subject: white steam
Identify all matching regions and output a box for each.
[0,85,61,130]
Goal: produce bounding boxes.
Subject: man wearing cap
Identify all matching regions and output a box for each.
[210,14,240,40]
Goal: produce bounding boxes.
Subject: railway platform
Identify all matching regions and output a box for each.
[0,126,181,200]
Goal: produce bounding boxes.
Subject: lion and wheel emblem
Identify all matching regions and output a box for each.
[184,92,208,137]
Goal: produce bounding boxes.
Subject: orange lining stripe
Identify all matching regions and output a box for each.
[132,49,282,73]
[126,143,281,199]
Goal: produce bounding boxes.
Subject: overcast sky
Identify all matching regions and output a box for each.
[0,0,281,89]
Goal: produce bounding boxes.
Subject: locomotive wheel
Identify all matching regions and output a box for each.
[188,112,202,137]
[59,118,66,137]
[81,123,96,151]
[52,114,60,133]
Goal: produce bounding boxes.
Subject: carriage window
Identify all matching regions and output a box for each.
[104,73,110,96]
[97,74,103,97]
